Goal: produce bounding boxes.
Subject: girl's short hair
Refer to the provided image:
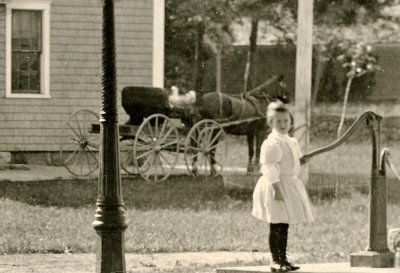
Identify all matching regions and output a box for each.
[266,100,290,126]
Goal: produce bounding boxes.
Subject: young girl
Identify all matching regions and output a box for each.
[252,101,314,272]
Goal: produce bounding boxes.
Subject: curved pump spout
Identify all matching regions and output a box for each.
[300,110,397,267]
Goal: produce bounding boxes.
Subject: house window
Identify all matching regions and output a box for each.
[6,1,51,98]
[12,10,42,94]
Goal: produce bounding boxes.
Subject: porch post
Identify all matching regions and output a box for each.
[92,0,127,273]
[295,0,313,183]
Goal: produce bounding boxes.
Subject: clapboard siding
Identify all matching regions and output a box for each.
[0,0,156,151]
[49,71,151,84]
[50,65,150,76]
[0,5,5,99]
[50,30,153,40]
[2,137,63,146]
[2,131,62,137]
[2,99,100,107]
[0,120,88,129]
[51,55,152,66]
[52,51,155,61]
[0,112,73,121]
[53,0,151,9]
[51,37,103,45]
[50,22,153,32]
[52,10,153,19]
[50,47,152,57]
[1,104,100,113]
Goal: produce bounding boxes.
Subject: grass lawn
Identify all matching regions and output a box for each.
[1,171,399,264]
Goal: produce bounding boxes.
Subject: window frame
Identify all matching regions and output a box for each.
[5,1,51,98]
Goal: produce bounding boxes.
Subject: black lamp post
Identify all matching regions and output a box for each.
[92,1,127,272]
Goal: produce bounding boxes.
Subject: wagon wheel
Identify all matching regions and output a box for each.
[184,119,227,177]
[60,109,99,177]
[133,114,180,181]
[119,138,138,175]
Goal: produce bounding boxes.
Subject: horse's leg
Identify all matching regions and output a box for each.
[247,133,255,174]
[209,136,218,176]
[191,128,199,176]
[205,126,220,175]
[193,126,218,176]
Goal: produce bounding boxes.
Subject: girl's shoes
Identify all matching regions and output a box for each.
[270,261,290,272]
[270,260,300,272]
[281,260,300,271]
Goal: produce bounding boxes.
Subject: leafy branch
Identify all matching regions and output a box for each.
[335,40,380,137]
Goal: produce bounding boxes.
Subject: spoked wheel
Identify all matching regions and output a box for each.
[133,114,180,181]
[60,109,99,177]
[119,138,138,175]
[184,119,227,177]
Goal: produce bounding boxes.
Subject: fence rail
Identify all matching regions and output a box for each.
[303,111,400,200]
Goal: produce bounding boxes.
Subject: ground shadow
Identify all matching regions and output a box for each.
[0,175,245,209]
[1,173,399,209]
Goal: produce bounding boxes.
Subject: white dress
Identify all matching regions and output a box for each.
[252,129,314,224]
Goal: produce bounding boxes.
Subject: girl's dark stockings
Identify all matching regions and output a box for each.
[269,223,289,263]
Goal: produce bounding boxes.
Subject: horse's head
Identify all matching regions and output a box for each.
[245,75,289,104]
[247,74,289,103]
[274,75,290,103]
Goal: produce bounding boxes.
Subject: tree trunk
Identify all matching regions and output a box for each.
[335,75,353,197]
[194,22,206,97]
[216,47,222,93]
[311,49,327,106]
[243,18,259,92]
[337,76,353,138]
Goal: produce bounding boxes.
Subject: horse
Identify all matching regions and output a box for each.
[197,75,288,174]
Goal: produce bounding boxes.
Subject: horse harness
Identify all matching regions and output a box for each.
[239,93,268,119]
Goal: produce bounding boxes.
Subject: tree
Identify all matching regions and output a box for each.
[335,40,380,137]
[164,0,395,98]
[313,0,396,25]
[243,17,258,92]
[309,1,396,105]
[165,0,236,93]
[165,0,196,90]
[235,0,296,92]
[165,0,297,93]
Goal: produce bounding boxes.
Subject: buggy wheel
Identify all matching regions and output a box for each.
[120,138,138,175]
[60,109,99,177]
[184,119,227,177]
[133,114,180,181]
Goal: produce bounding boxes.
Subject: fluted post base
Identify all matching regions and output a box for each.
[93,205,127,273]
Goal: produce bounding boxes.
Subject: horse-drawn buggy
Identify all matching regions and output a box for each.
[60,75,287,181]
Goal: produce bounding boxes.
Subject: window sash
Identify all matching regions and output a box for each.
[5,1,50,99]
[12,52,41,93]
[11,10,42,94]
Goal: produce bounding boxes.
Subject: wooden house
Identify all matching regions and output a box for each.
[0,0,164,158]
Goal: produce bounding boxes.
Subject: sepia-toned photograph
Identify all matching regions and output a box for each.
[0,0,400,272]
